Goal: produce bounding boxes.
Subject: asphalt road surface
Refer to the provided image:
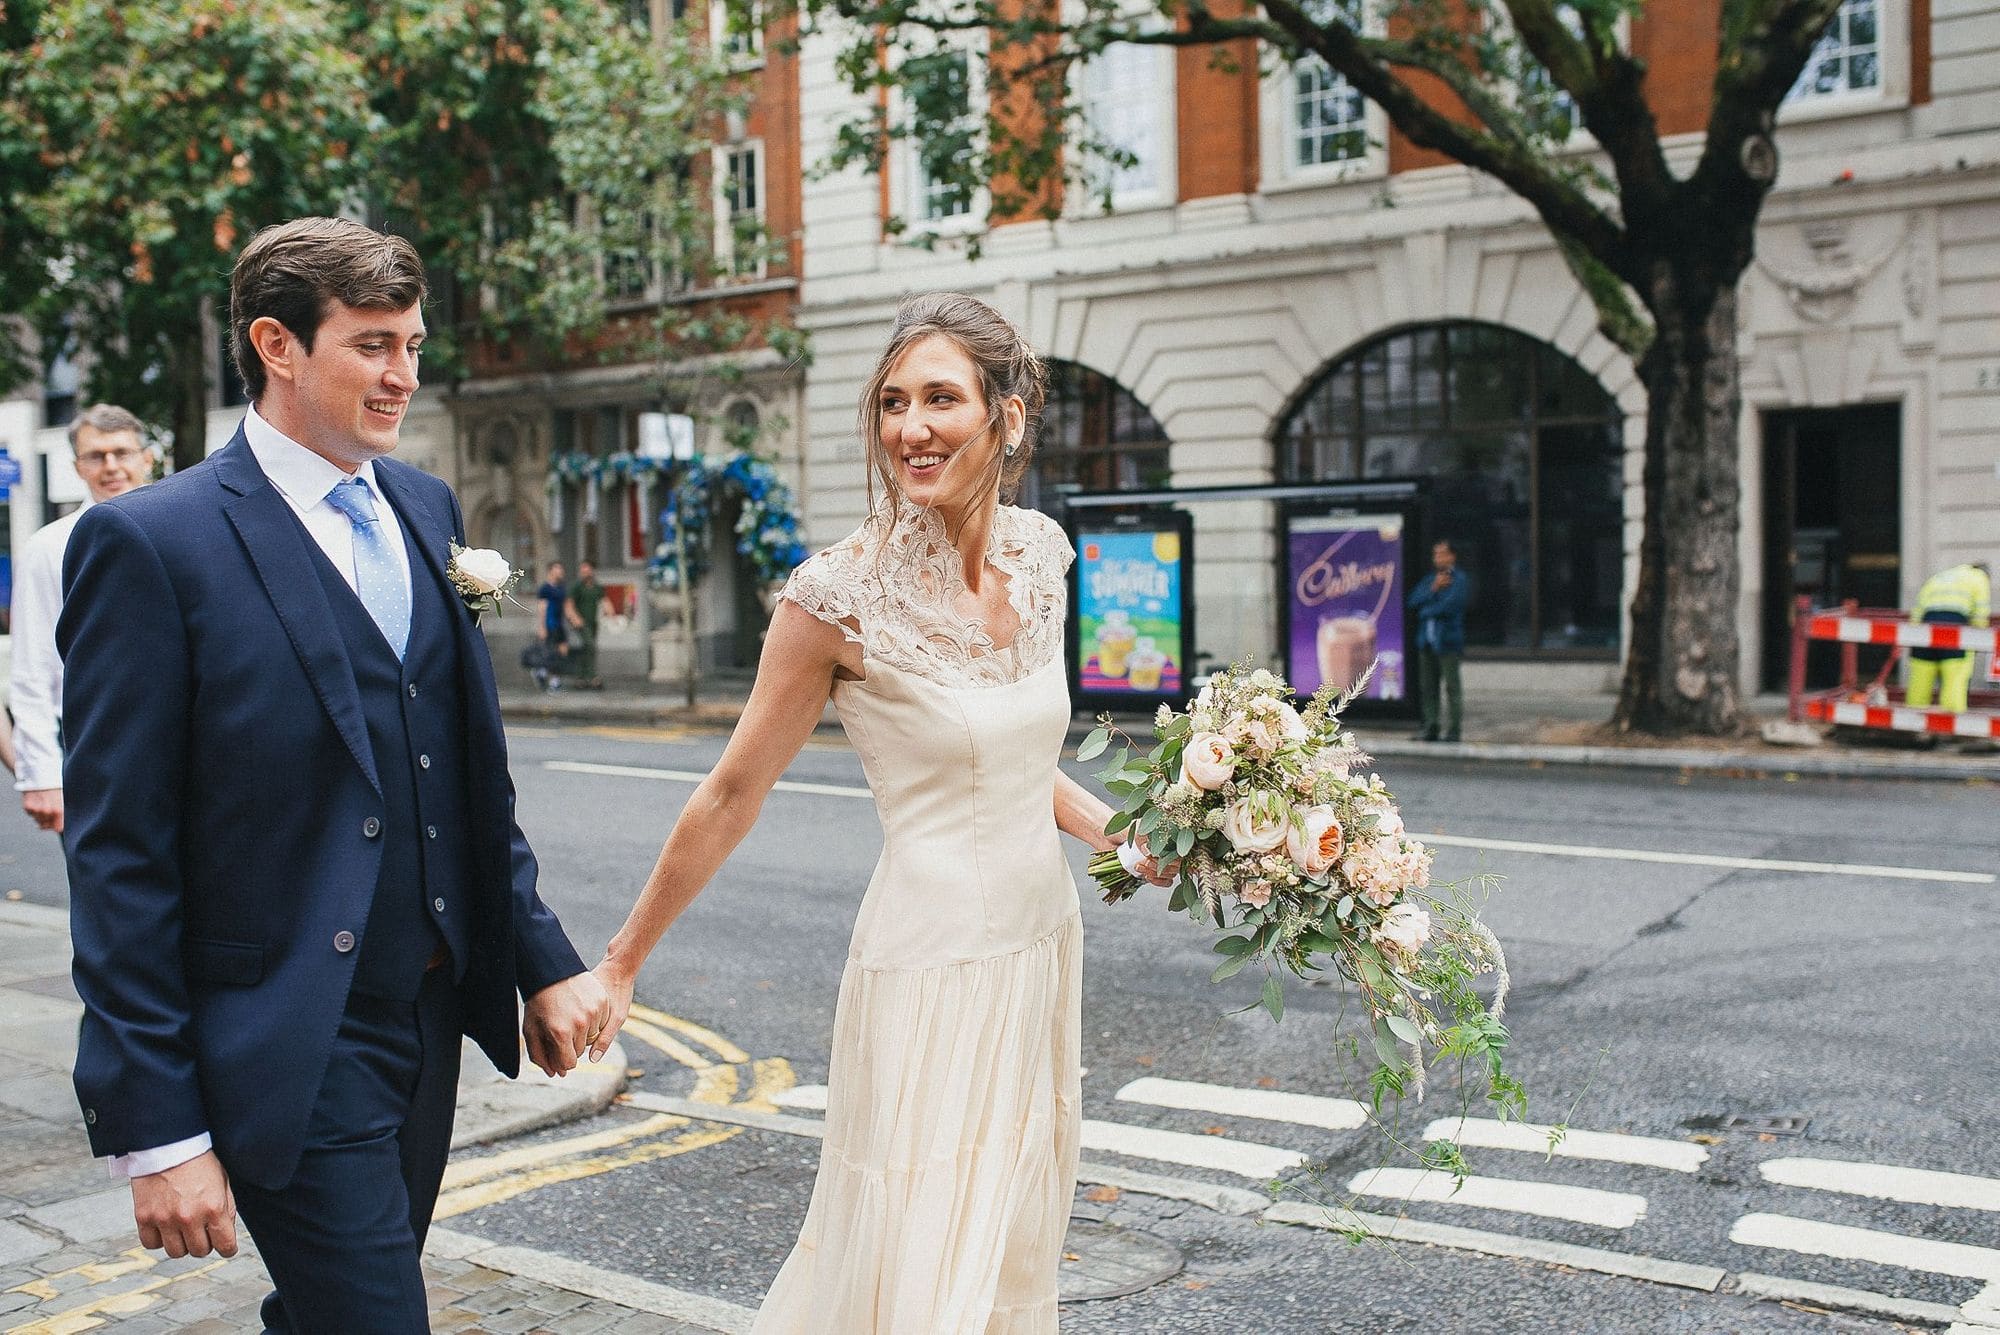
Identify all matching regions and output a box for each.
[7,719,1996,1334]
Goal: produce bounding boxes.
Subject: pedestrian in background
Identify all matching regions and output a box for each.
[1907,559,1991,714]
[10,404,154,834]
[1408,538,1469,743]
[568,558,605,689]
[536,560,570,660]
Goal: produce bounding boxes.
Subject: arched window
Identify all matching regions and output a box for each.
[1276,322,1624,652]
[1023,361,1171,516]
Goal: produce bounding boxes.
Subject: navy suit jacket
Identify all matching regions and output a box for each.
[59,432,584,1190]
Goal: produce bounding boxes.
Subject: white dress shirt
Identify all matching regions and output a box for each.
[108,409,415,1179]
[10,500,92,793]
[243,404,413,604]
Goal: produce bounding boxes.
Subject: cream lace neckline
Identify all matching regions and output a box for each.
[781,503,1070,689]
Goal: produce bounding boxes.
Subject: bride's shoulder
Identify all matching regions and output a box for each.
[999,504,1073,568]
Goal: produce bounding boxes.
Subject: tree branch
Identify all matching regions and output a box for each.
[1692,0,1844,213]
[1498,0,1673,227]
[1260,0,1638,283]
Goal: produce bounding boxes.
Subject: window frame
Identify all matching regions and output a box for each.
[1258,0,1388,192]
[713,138,768,280]
[708,0,763,65]
[1274,323,1626,656]
[891,40,990,239]
[1779,0,1908,123]
[1069,14,1178,215]
[1483,6,1631,155]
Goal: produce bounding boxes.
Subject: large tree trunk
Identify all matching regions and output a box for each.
[170,324,206,474]
[1614,280,1745,735]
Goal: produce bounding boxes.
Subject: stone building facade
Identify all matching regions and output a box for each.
[790,0,2000,699]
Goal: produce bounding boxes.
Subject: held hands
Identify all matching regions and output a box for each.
[588,960,636,1066]
[131,1150,236,1259]
[522,970,613,1077]
[21,788,63,834]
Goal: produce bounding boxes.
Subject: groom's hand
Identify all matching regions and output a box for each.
[131,1150,237,1259]
[523,971,611,1078]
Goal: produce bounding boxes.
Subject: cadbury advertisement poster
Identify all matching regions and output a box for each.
[1285,513,1408,701]
[1076,526,1185,698]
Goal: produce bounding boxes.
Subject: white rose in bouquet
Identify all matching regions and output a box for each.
[1221,795,1289,854]
[1375,902,1432,955]
[1180,733,1236,791]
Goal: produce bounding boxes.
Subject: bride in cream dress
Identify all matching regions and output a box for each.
[591,292,1171,1332]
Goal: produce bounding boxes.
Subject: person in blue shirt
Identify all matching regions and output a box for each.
[1406,539,1470,742]
[536,561,570,645]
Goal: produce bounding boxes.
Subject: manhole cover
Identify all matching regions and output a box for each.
[1057,1217,1183,1302]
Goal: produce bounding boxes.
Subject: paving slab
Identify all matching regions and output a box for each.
[26,1185,142,1245]
[0,1216,58,1267]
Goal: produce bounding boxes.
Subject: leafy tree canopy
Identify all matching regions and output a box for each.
[0,0,775,465]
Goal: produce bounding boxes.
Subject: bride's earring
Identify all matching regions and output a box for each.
[1004,437,1020,458]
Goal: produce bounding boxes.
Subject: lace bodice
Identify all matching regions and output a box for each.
[780,503,1072,689]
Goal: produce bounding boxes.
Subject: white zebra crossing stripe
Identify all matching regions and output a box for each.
[1117,1077,1368,1131]
[1730,1213,2000,1282]
[1422,1116,1708,1173]
[1348,1167,1648,1229]
[1080,1119,1307,1179]
[1759,1158,2000,1212]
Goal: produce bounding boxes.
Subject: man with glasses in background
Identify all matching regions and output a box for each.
[10,404,155,834]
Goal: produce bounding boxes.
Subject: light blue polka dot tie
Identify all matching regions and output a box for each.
[324,477,411,659]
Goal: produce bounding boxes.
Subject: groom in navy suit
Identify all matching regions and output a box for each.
[60,217,609,1331]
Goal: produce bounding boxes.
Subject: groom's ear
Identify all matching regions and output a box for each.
[247,317,298,387]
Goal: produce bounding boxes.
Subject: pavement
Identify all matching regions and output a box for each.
[0,897,753,1335]
[499,674,2000,783]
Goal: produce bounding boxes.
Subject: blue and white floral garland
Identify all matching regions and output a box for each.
[544,449,808,591]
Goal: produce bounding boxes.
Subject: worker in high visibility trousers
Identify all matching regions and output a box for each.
[1907,560,1991,712]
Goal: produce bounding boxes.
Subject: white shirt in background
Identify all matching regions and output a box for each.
[10,499,92,794]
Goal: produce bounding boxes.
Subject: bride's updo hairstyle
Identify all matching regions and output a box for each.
[859,291,1048,523]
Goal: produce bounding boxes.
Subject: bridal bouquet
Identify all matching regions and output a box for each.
[1079,666,1515,1106]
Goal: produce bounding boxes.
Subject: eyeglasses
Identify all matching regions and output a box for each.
[77,447,146,469]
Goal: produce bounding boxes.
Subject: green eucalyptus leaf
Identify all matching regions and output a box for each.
[1211,952,1252,982]
[1261,975,1285,1023]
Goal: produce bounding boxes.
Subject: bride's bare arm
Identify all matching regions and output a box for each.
[590,600,856,1055]
[1054,771,1118,853]
[1054,770,1173,884]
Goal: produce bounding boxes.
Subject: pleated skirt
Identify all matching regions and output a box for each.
[751,912,1083,1334]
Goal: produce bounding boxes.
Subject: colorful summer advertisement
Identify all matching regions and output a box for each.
[1076,526,1185,697]
[1285,513,1408,701]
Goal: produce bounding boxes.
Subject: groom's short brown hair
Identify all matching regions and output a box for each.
[229,218,427,401]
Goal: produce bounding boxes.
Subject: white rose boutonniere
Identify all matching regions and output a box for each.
[447,541,520,622]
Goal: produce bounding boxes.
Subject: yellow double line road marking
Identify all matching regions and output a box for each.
[434,1006,796,1218]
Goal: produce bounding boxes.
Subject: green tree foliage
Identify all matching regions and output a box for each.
[779,0,1847,734]
[2,0,372,458]
[0,0,776,469]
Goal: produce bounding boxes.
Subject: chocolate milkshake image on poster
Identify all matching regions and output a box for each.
[1286,514,1407,700]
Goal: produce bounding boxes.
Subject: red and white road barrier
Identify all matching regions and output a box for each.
[1805,697,2000,739]
[1805,615,1997,654]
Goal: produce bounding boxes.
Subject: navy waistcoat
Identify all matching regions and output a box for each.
[303,516,476,1001]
